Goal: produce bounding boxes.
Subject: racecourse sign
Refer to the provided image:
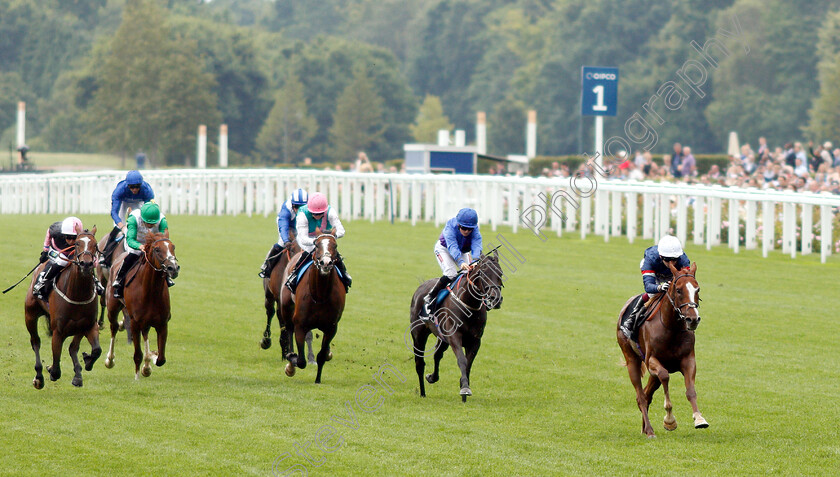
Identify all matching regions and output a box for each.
[581,66,619,116]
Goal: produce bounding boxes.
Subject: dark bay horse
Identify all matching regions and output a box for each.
[409,251,504,402]
[96,232,123,328]
[279,234,345,383]
[260,237,315,363]
[616,261,709,437]
[25,228,101,388]
[104,233,179,379]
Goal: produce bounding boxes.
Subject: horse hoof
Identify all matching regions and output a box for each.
[647,434,657,439]
[33,377,44,389]
[664,420,677,431]
[155,357,166,367]
[104,358,114,369]
[326,351,333,362]
[459,387,472,396]
[118,320,125,332]
[285,363,296,377]
[47,366,60,381]
[260,338,271,350]
[308,356,317,365]
[72,376,83,387]
[425,373,438,384]
[141,366,151,377]
[695,420,709,429]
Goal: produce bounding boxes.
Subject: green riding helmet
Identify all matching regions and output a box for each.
[140,202,161,224]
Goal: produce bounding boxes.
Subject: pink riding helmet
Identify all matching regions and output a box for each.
[61,216,83,235]
[308,193,328,214]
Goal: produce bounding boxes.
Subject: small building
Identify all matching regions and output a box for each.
[403,144,478,174]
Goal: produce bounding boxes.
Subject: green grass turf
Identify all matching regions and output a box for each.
[27,152,124,172]
[1,214,838,476]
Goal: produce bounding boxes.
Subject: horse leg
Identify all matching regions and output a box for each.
[132,326,143,380]
[141,330,152,377]
[48,329,64,382]
[412,324,431,397]
[294,325,308,370]
[261,290,274,349]
[306,331,316,365]
[104,307,120,369]
[465,338,481,382]
[314,327,336,384]
[26,313,44,389]
[68,334,84,387]
[626,353,656,437]
[647,357,676,431]
[448,336,472,401]
[82,324,101,371]
[426,338,449,384]
[682,354,709,429]
[155,323,168,367]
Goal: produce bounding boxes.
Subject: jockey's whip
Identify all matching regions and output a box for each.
[3,262,41,294]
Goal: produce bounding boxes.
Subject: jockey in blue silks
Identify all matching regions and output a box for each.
[420,208,482,321]
[101,170,154,267]
[259,189,308,278]
[620,235,690,339]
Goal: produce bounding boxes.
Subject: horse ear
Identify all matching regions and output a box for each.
[91,225,97,235]
[690,261,697,274]
[665,260,678,275]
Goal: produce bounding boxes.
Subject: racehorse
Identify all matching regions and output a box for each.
[260,237,315,363]
[409,251,504,402]
[96,232,122,329]
[616,261,709,437]
[103,233,179,379]
[278,234,345,383]
[24,228,101,388]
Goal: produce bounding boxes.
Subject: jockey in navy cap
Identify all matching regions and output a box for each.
[259,188,308,278]
[101,170,154,267]
[420,208,482,322]
[620,235,690,339]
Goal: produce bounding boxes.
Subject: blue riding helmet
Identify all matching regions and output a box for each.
[126,170,143,186]
[290,188,309,206]
[456,208,478,229]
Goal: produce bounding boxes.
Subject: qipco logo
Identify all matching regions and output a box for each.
[590,72,616,80]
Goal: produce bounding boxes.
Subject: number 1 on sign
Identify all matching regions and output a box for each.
[592,85,608,112]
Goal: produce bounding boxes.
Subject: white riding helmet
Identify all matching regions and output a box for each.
[657,235,683,258]
[61,216,82,236]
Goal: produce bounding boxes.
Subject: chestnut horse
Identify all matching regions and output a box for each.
[104,233,179,379]
[260,237,315,363]
[409,250,504,402]
[616,261,709,437]
[279,234,345,383]
[24,228,101,388]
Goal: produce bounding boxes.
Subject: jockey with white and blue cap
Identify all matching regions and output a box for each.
[420,208,482,321]
[259,189,309,278]
[620,235,690,339]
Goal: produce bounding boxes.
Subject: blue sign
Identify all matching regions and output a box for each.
[581,66,619,117]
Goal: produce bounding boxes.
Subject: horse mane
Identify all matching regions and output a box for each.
[145,232,165,248]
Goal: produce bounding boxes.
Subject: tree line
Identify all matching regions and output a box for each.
[1,0,840,166]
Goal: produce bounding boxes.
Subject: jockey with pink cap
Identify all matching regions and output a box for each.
[33,217,104,300]
[285,192,351,292]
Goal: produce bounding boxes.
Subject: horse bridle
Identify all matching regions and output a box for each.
[71,233,98,272]
[145,237,177,272]
[52,233,99,305]
[454,256,504,312]
[313,234,336,274]
[665,272,699,322]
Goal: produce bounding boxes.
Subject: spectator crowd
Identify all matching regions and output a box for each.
[532,138,840,195]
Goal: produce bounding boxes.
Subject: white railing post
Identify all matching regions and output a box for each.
[801,204,813,255]
[762,201,773,257]
[820,205,831,263]
[745,200,757,250]
[626,192,637,243]
[693,196,705,245]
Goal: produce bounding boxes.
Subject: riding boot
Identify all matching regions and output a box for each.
[33,261,61,300]
[259,243,283,278]
[285,250,312,293]
[93,276,105,296]
[620,297,645,340]
[113,252,140,298]
[421,275,454,322]
[335,255,351,291]
[100,226,120,267]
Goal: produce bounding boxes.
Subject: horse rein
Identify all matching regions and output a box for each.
[665,272,699,323]
[450,257,504,312]
[52,233,98,305]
